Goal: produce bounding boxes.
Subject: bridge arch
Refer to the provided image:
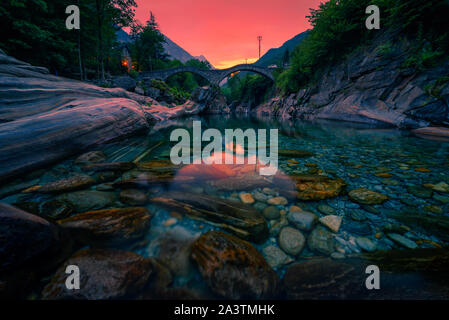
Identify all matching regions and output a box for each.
[140,64,274,86]
[214,64,275,85]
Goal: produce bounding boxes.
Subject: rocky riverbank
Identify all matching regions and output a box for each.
[0,50,224,182]
[253,31,449,137]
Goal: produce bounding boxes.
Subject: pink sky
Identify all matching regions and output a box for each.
[134,0,321,68]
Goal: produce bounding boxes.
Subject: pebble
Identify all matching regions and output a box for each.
[319,215,342,233]
[267,196,288,205]
[278,227,306,256]
[239,193,255,204]
[163,218,177,227]
[387,233,418,249]
[287,211,318,231]
[263,206,281,220]
[263,245,294,269]
[317,204,335,215]
[355,237,377,252]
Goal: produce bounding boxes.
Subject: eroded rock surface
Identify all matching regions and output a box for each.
[191,231,280,299]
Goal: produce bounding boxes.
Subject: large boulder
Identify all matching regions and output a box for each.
[0,49,158,181]
[41,249,154,299]
[191,231,280,299]
[0,203,73,298]
[58,207,152,246]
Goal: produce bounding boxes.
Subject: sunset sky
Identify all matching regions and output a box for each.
[134,0,321,69]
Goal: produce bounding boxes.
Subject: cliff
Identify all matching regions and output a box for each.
[255,32,449,133]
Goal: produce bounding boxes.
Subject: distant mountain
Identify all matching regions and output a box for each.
[254,30,310,67]
[162,35,195,64]
[114,28,214,67]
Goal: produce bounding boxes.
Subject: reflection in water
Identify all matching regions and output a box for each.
[2,115,449,299]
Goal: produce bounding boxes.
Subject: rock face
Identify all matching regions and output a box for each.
[0,50,222,181]
[151,192,268,243]
[254,31,449,129]
[191,231,280,299]
[41,249,153,299]
[58,207,151,246]
[0,49,160,181]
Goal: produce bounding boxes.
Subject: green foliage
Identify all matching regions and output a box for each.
[278,0,449,94]
[130,12,167,72]
[0,0,137,78]
[222,73,273,106]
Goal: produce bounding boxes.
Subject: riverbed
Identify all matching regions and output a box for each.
[2,114,449,299]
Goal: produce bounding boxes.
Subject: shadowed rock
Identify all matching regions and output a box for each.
[283,249,449,299]
[0,203,73,298]
[58,207,151,246]
[191,231,280,299]
[41,249,154,300]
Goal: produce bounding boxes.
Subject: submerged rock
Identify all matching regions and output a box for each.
[308,226,335,255]
[317,204,335,215]
[387,233,418,249]
[83,162,135,172]
[0,203,70,273]
[385,211,449,242]
[157,237,194,277]
[58,207,151,246]
[191,231,280,299]
[283,249,449,299]
[263,245,294,269]
[278,227,306,256]
[0,203,73,298]
[355,237,377,252]
[56,190,117,212]
[278,149,314,158]
[210,174,271,191]
[287,210,318,231]
[39,199,74,220]
[283,258,355,299]
[26,174,96,194]
[263,206,280,219]
[277,174,346,201]
[41,249,153,299]
[348,188,388,205]
[319,215,343,233]
[406,185,433,199]
[119,189,149,205]
[151,192,268,243]
[74,151,106,165]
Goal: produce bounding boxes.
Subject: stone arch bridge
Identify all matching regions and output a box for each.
[140,64,274,86]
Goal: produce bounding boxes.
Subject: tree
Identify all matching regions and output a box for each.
[282,48,290,67]
[130,12,166,71]
[93,0,137,81]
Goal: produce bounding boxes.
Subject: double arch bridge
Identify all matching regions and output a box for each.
[140,64,274,86]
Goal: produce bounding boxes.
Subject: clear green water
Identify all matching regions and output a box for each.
[2,114,449,298]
